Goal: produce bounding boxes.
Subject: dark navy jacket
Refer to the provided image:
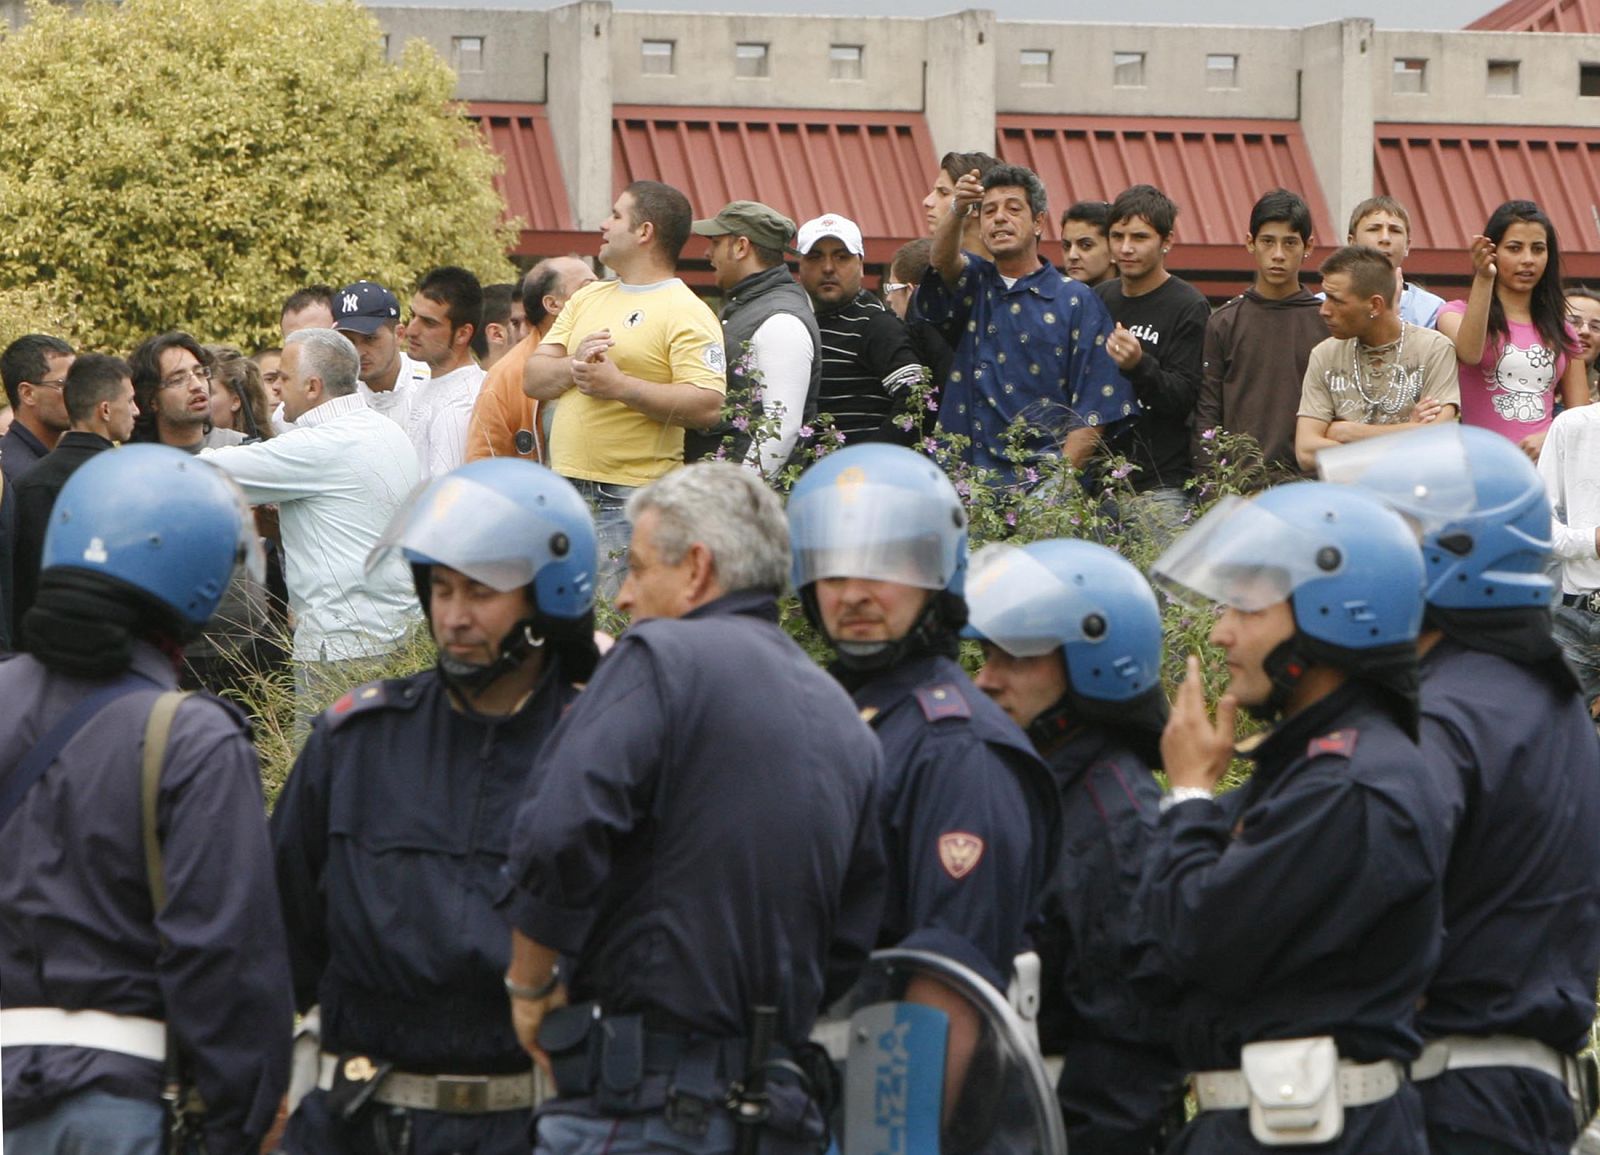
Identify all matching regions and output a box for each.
[1416,639,1600,1153]
[1132,683,1450,1155]
[272,662,575,1074]
[853,652,1054,992]
[0,644,293,1153]
[500,591,886,1048]
[1031,723,1184,1154]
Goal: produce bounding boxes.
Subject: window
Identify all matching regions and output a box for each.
[1582,63,1600,97]
[1206,53,1238,89]
[1020,49,1052,86]
[1392,57,1427,94]
[641,39,675,76]
[1113,51,1145,88]
[829,44,863,81]
[736,42,769,78]
[380,33,390,59]
[452,35,483,74]
[1487,59,1520,96]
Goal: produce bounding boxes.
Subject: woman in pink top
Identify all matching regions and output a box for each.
[1437,199,1586,462]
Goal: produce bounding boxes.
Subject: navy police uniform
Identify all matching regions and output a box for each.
[1030,722,1185,1155]
[500,591,886,1151]
[1133,683,1450,1154]
[1414,640,1600,1155]
[271,663,577,1155]
[850,652,1054,991]
[0,644,293,1154]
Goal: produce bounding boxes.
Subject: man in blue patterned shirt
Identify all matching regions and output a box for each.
[919,163,1137,486]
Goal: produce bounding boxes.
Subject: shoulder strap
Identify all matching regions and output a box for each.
[0,674,149,833]
[140,690,191,915]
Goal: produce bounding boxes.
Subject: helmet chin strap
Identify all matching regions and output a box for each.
[1251,636,1310,723]
[825,596,950,675]
[437,620,546,701]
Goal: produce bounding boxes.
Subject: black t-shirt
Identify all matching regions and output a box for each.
[1095,275,1210,491]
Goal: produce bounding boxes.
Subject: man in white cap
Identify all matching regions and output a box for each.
[795,213,924,446]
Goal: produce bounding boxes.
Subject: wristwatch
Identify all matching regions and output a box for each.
[504,964,561,1002]
[1159,786,1215,814]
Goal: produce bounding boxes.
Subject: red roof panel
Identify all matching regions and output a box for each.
[467,102,579,255]
[1374,123,1600,278]
[1466,0,1600,32]
[995,115,1337,273]
[611,106,937,261]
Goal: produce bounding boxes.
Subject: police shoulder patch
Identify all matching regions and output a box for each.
[323,679,420,731]
[1306,729,1358,760]
[914,683,972,723]
[938,832,985,879]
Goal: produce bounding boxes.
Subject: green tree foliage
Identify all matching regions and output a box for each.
[0,0,517,352]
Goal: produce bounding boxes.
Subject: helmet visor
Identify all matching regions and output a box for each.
[367,473,559,591]
[1152,494,1342,612]
[790,481,961,590]
[965,543,1090,656]
[1316,426,1478,534]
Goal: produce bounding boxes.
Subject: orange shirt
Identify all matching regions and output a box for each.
[464,335,543,462]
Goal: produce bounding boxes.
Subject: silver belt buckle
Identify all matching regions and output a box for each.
[1584,591,1600,614]
[436,1074,490,1112]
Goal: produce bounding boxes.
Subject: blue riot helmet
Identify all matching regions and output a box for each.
[965,538,1168,748]
[788,444,969,670]
[40,443,263,632]
[1153,482,1426,724]
[368,458,599,685]
[1317,424,1553,611]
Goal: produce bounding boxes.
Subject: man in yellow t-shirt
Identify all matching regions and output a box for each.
[526,180,726,595]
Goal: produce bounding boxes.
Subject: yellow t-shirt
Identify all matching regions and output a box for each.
[546,278,726,485]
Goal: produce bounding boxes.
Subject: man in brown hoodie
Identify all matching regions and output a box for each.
[1194,189,1328,482]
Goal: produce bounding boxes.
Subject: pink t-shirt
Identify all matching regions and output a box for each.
[1438,299,1572,442]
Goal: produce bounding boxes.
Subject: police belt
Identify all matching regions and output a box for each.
[315,1053,535,1114]
[0,1008,167,1063]
[1411,1034,1579,1091]
[1192,1057,1403,1112]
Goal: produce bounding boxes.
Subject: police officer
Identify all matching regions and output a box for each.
[1137,482,1449,1154]
[499,462,885,1155]
[786,443,1054,1138]
[270,458,602,1155]
[964,539,1185,1154]
[0,444,292,1154]
[1320,425,1600,1155]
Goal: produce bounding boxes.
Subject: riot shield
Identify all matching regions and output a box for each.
[815,948,1066,1155]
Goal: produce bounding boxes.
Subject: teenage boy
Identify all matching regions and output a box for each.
[1061,200,1116,287]
[1347,196,1444,329]
[1194,189,1328,480]
[1096,185,1210,516]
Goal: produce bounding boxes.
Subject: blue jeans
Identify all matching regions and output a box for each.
[562,478,637,602]
[1553,601,1600,713]
[4,1089,164,1155]
[533,1110,816,1155]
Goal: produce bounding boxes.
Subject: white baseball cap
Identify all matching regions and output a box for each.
[795,214,865,258]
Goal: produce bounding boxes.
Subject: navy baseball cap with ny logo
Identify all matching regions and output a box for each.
[332,281,401,335]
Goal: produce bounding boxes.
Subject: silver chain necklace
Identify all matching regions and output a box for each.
[1350,323,1414,423]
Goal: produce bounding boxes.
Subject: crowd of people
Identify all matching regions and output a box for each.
[4,150,1600,1155]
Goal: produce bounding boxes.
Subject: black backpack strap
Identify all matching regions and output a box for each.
[0,673,151,832]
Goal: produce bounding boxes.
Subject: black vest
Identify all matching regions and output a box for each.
[684,264,821,465]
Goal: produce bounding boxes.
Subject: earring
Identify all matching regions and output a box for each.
[1369,312,1377,319]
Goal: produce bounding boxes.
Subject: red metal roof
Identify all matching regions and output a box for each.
[611,106,937,263]
[995,115,1338,277]
[1466,0,1600,32]
[467,102,581,256]
[1374,123,1600,279]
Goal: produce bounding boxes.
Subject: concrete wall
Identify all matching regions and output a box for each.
[367,6,548,103]
[608,11,926,110]
[548,0,613,228]
[994,21,1302,119]
[1299,18,1374,240]
[1373,28,1600,124]
[925,9,996,162]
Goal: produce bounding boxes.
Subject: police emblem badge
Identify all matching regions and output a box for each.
[937,832,984,879]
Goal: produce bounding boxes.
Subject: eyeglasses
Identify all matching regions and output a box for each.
[883,282,912,294]
[29,378,67,391]
[1566,315,1600,336]
[160,364,214,390]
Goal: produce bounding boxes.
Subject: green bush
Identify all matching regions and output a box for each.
[0,0,516,353]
